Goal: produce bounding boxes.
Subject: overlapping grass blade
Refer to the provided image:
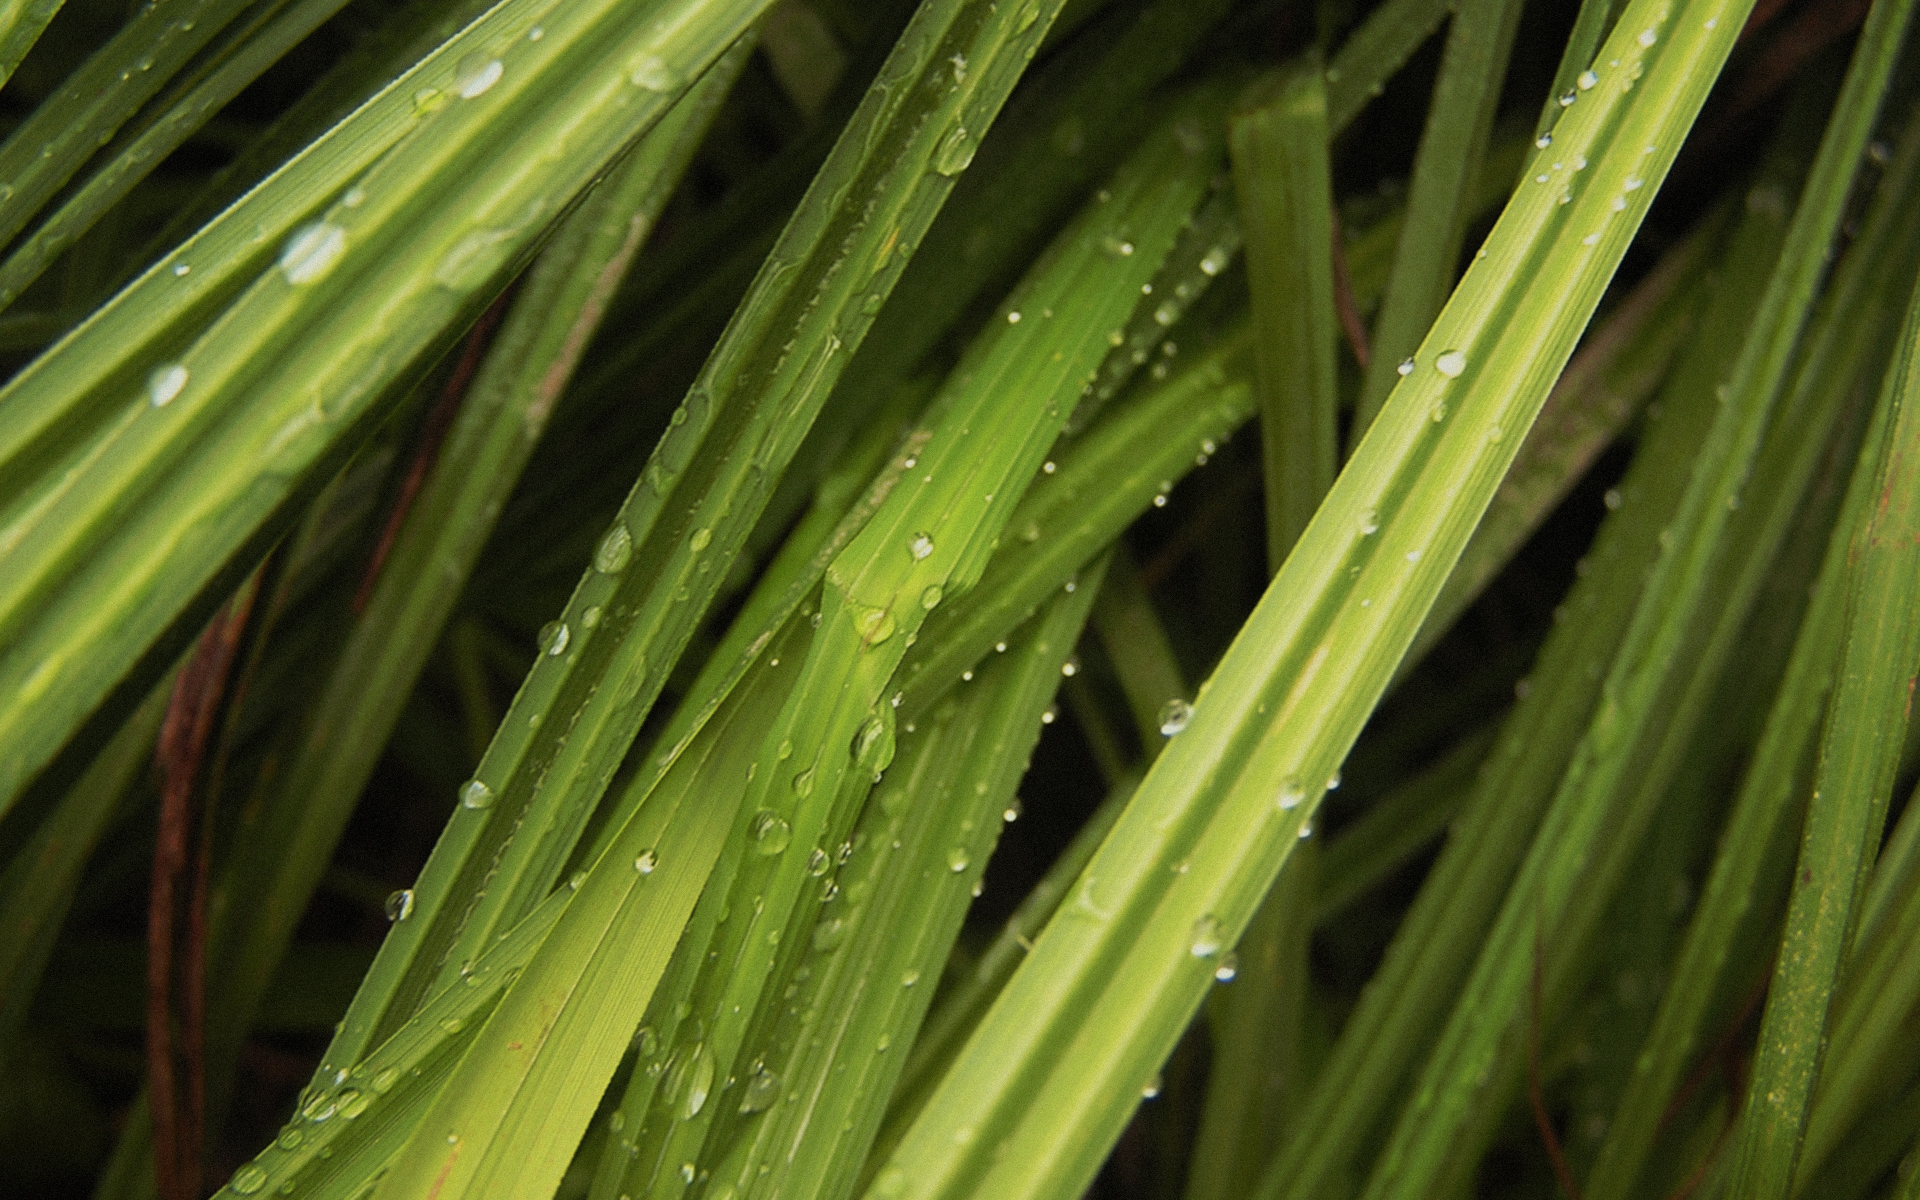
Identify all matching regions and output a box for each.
[1348,0,1525,437]
[1727,211,1920,1200]
[314,0,1072,1075]
[708,578,1102,1200]
[0,0,765,817]
[0,0,65,91]
[874,0,1762,1194]
[1582,93,1920,1200]
[586,101,1222,1200]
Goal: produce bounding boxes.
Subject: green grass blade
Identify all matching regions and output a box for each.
[1257,119,1797,1200]
[592,103,1221,1200]
[1727,219,1920,1200]
[1348,0,1525,438]
[1232,53,1338,567]
[711,576,1102,1200]
[873,0,1760,1193]
[1354,2,1914,1183]
[0,0,762,819]
[0,0,65,91]
[312,0,1069,1069]
[0,0,358,311]
[1582,94,1920,1200]
[1324,0,1453,134]
[196,43,741,1104]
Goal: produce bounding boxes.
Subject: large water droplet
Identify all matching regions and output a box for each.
[454,55,503,98]
[933,126,977,176]
[751,810,792,855]
[851,711,895,774]
[920,585,944,610]
[280,222,346,285]
[630,54,677,91]
[739,1064,781,1114]
[855,605,897,645]
[338,1088,370,1118]
[1158,699,1193,736]
[908,531,934,560]
[1577,69,1599,90]
[461,779,494,809]
[1190,914,1224,958]
[672,1044,714,1118]
[595,524,632,573]
[634,849,657,874]
[1214,951,1239,981]
[384,889,414,922]
[435,227,513,292]
[947,847,970,873]
[540,620,570,656]
[148,363,188,407]
[1277,778,1305,810]
[1435,350,1467,378]
[231,1164,268,1194]
[690,527,712,553]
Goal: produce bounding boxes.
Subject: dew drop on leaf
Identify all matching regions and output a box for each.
[1158,699,1192,736]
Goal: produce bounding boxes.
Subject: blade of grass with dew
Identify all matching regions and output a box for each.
[0,0,360,311]
[193,41,746,1126]
[1726,257,1920,1200]
[1802,779,1920,1191]
[0,0,765,817]
[342,614,809,1200]
[1255,118,1799,1200]
[310,0,1072,1074]
[1349,0,1526,438]
[874,772,1135,1164]
[1312,718,1499,922]
[1535,0,1630,138]
[0,681,166,1073]
[0,0,64,91]
[710,575,1103,1200]
[1354,1,1916,1188]
[1582,92,1920,1200]
[580,103,1223,1200]
[1406,216,1716,666]
[874,2,1765,1195]
[0,0,261,260]
[1233,52,1338,566]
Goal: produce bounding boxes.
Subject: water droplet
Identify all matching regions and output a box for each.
[338,1088,370,1118]
[793,767,816,797]
[371,1067,399,1093]
[172,263,191,276]
[595,524,632,572]
[909,532,934,559]
[1637,27,1657,46]
[1277,778,1305,809]
[1153,302,1179,326]
[384,889,414,922]
[813,917,849,950]
[1558,89,1577,107]
[1214,952,1238,981]
[1327,771,1342,790]
[933,126,977,176]
[1003,799,1023,822]
[1190,915,1224,957]
[690,527,712,553]
[1061,658,1078,677]
[1102,236,1135,257]
[1623,175,1644,191]
[920,584,944,610]
[231,1164,269,1194]
[851,712,895,774]
[1158,699,1192,736]
[630,54,676,90]
[1006,310,1022,324]
[676,1045,714,1118]
[1536,133,1553,149]
[634,849,657,874]
[1577,70,1599,90]
[751,810,792,855]
[1435,350,1467,378]
[461,779,494,809]
[1199,245,1232,276]
[947,847,970,873]
[1396,358,1415,377]
[275,1128,304,1150]
[806,848,830,877]
[1604,487,1623,510]
[1359,508,1380,535]
[739,1064,780,1114]
[279,222,346,285]
[454,55,503,99]
[148,363,188,407]
[1142,1076,1162,1099]
[855,605,897,645]
[540,620,570,656]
